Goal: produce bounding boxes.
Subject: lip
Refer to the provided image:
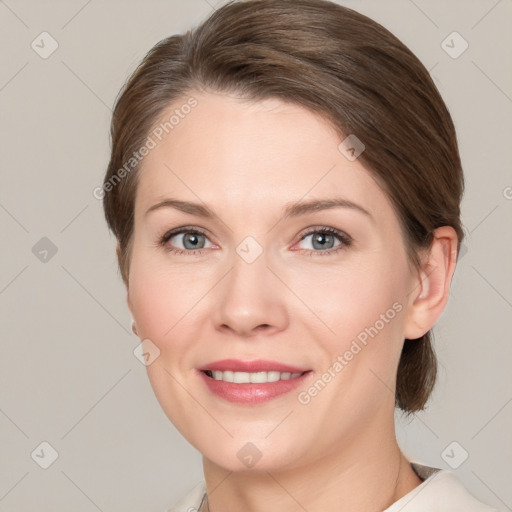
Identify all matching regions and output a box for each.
[198,359,309,373]
[196,359,313,404]
[198,370,312,404]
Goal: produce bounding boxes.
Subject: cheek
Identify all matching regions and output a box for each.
[127,253,205,430]
[128,249,204,343]
[293,260,408,402]
[129,272,170,340]
[289,258,406,339]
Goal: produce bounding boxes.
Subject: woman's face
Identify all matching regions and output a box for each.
[127,90,420,472]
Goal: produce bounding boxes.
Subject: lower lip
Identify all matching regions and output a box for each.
[198,370,312,404]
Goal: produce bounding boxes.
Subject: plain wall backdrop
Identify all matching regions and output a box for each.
[1,0,511,511]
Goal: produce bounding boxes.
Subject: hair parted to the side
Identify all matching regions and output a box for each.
[102,0,464,414]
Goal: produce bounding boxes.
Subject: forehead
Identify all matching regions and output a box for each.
[134,91,392,223]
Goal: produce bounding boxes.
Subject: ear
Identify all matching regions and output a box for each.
[403,226,459,340]
[118,241,137,333]
[125,286,139,336]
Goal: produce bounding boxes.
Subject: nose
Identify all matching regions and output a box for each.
[211,247,289,338]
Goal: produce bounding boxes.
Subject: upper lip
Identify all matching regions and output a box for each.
[198,359,310,373]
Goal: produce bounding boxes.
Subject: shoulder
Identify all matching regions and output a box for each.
[384,462,498,512]
[166,481,206,512]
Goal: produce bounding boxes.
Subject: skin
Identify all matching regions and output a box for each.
[123,89,458,512]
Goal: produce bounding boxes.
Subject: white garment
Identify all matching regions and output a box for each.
[167,462,497,512]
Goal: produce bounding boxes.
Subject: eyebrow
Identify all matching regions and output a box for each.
[145,197,373,222]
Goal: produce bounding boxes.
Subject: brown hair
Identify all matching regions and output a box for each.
[102,0,464,413]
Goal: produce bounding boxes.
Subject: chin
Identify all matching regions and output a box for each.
[199,436,307,474]
[205,451,287,473]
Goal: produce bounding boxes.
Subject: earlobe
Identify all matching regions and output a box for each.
[121,245,138,336]
[403,226,459,340]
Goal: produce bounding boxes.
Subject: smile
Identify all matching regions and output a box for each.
[203,370,306,383]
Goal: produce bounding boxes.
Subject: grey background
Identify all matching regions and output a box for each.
[0,0,511,511]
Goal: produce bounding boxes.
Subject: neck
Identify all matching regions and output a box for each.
[201,419,423,512]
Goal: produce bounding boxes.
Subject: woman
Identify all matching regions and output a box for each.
[102,0,496,510]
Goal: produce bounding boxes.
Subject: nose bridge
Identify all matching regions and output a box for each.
[232,238,271,292]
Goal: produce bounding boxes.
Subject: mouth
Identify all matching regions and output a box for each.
[197,359,313,404]
[201,369,309,383]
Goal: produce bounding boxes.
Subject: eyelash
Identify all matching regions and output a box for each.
[157,226,352,257]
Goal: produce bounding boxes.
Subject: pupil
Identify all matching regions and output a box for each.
[184,233,201,249]
[313,233,333,250]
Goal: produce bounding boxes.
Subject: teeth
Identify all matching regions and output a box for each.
[209,370,303,383]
